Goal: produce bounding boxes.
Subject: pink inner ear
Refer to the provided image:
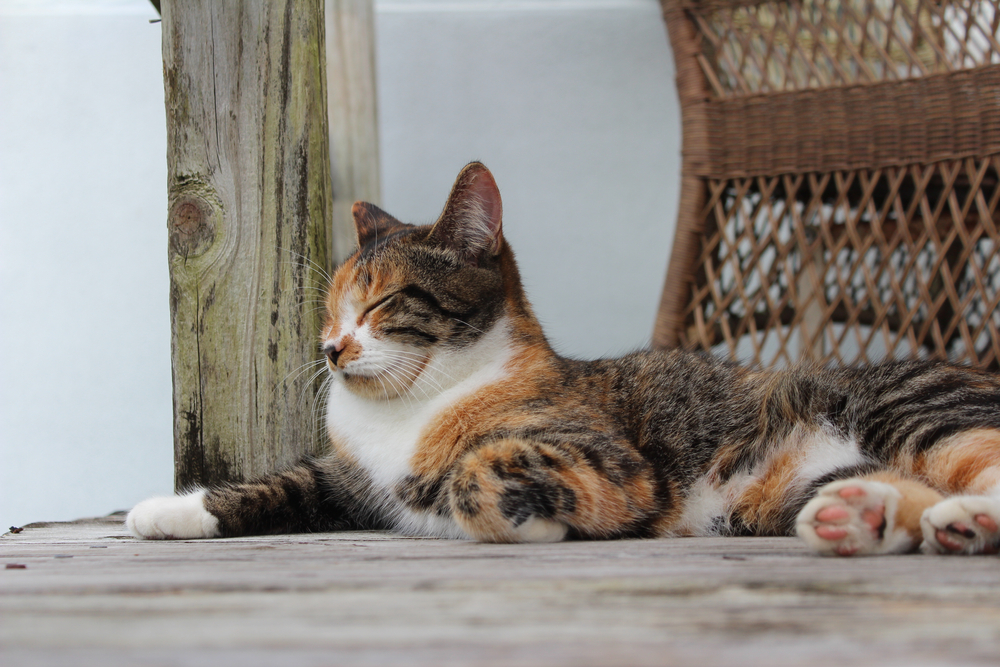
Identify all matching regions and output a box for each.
[426,162,506,263]
[435,162,504,261]
[468,167,503,250]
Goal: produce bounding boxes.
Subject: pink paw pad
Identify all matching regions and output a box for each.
[818,487,885,539]
[921,496,1000,555]
[796,479,905,557]
[815,525,848,540]
[978,516,1000,554]
[935,529,964,551]
[975,514,999,533]
[937,519,994,552]
[816,506,849,522]
[814,505,850,540]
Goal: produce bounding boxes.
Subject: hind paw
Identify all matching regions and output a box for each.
[921,496,1000,555]
[796,479,915,556]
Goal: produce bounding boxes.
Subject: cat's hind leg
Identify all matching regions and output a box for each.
[799,427,1000,556]
[796,473,942,556]
[920,496,1000,554]
[917,429,1000,554]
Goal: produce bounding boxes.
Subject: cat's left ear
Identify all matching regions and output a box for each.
[352,201,406,249]
[429,162,503,266]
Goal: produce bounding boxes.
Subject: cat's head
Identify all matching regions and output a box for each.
[322,162,527,399]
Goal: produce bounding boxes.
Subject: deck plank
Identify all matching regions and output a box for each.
[2,516,999,666]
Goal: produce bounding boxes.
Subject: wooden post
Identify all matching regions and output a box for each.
[325,0,381,264]
[163,0,334,489]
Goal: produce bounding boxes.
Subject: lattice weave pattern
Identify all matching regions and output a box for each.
[656,0,1000,369]
[692,159,1000,367]
[692,0,1000,96]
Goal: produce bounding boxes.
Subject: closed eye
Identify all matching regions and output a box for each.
[359,293,397,322]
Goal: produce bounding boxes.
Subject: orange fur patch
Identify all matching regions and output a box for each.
[920,429,1000,495]
[732,449,801,533]
[558,455,656,535]
[860,470,943,538]
[408,333,559,477]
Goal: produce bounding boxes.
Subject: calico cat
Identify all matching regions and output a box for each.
[128,161,1000,556]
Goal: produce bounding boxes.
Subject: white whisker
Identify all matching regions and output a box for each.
[312,373,335,447]
[280,246,334,286]
[374,371,391,401]
[375,352,471,425]
[452,318,485,334]
[302,364,330,394]
[278,358,327,391]
[380,365,417,406]
[388,354,473,399]
[386,358,446,396]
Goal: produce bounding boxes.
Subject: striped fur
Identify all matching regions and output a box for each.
[128,162,1000,556]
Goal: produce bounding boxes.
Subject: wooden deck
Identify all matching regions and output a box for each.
[2,515,999,666]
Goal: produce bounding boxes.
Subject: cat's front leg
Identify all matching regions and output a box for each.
[127,458,374,539]
[447,437,657,543]
[127,490,220,539]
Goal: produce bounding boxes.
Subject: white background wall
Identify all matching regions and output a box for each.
[0,0,679,526]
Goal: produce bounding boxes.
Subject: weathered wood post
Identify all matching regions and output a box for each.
[163,0,342,490]
[325,0,381,263]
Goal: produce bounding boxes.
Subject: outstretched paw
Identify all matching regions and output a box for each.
[796,479,914,556]
[126,490,220,540]
[921,496,1000,555]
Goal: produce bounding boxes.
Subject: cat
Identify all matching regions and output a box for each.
[128,161,1000,556]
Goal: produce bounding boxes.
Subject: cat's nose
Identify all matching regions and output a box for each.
[323,336,351,367]
[323,341,341,367]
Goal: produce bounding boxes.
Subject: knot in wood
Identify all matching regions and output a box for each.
[169,197,215,258]
[172,201,203,236]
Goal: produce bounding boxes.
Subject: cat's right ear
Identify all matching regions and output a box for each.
[429,162,503,266]
[352,201,403,249]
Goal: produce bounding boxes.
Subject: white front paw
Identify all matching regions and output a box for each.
[921,496,1000,555]
[513,516,567,543]
[126,490,221,540]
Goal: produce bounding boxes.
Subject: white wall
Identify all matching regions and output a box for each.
[0,0,679,526]
[0,0,173,527]
[376,0,680,359]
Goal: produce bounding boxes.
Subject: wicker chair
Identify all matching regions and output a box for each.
[653,0,1000,368]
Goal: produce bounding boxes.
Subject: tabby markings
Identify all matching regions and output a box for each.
[673,426,865,536]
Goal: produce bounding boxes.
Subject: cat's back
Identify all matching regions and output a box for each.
[570,347,752,431]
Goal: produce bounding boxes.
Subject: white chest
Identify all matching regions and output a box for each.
[325,320,515,491]
[325,382,443,488]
